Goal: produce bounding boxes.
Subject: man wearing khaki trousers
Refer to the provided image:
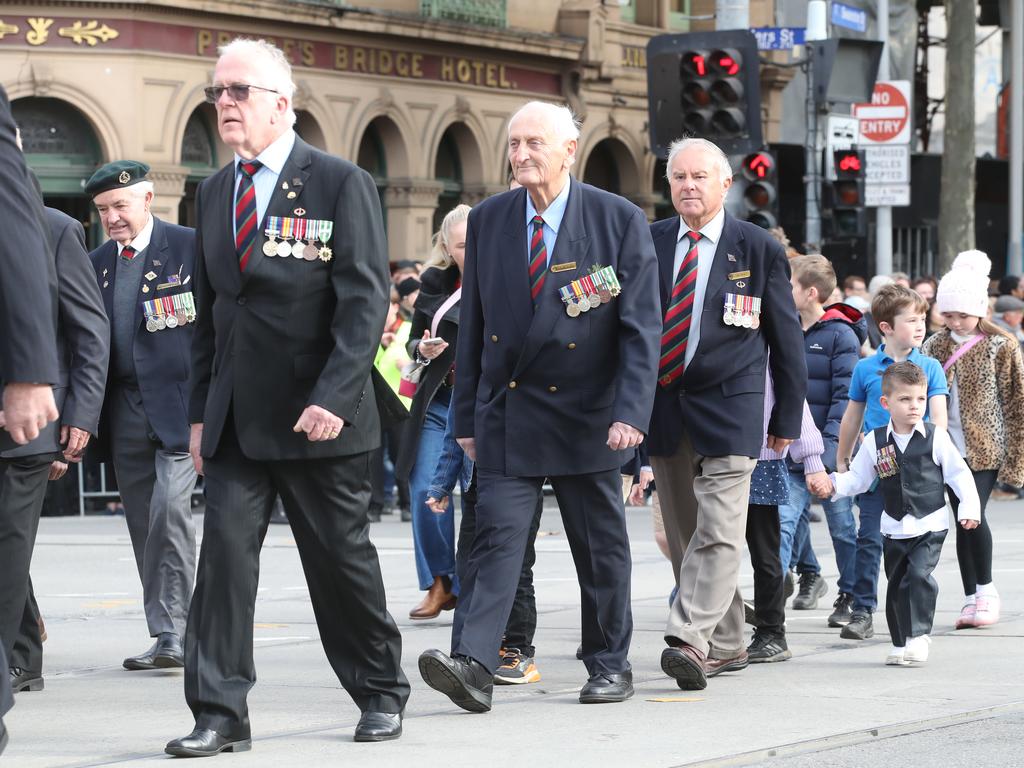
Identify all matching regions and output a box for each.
[646,138,806,691]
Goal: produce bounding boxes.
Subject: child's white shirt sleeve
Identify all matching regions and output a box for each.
[932,426,981,522]
[830,431,878,500]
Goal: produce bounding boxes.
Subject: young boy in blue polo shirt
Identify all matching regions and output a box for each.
[834,284,948,640]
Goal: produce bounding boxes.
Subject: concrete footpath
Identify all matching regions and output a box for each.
[5,496,1022,767]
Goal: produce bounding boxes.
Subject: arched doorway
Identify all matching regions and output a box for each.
[12,97,103,246]
[433,127,463,232]
[356,119,389,220]
[178,106,222,227]
[582,140,622,195]
[653,159,674,221]
[295,110,326,151]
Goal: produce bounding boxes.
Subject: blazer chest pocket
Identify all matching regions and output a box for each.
[294,354,328,380]
[720,372,764,398]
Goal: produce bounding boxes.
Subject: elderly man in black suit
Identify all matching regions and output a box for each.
[166,38,409,757]
[2,202,109,695]
[86,160,198,672]
[418,100,661,711]
[647,138,807,691]
[0,84,61,756]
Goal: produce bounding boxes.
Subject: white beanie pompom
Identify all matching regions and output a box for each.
[936,249,991,318]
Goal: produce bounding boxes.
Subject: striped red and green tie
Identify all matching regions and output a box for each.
[658,230,702,388]
[529,214,547,301]
[235,159,263,271]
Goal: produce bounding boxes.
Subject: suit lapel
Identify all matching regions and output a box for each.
[243,139,313,285]
[136,217,173,326]
[653,217,681,309]
[699,213,745,319]
[96,241,117,322]
[499,186,532,335]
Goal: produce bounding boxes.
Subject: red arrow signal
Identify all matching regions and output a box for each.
[745,153,772,178]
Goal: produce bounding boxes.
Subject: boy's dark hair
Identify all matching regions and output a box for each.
[790,254,837,302]
[882,361,928,396]
[998,274,1021,295]
[871,284,929,330]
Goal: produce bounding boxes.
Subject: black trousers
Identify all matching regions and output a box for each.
[947,469,997,594]
[455,472,544,657]
[11,578,42,673]
[746,503,785,636]
[369,425,409,511]
[452,467,631,675]
[883,530,946,647]
[184,423,410,739]
[0,453,54,659]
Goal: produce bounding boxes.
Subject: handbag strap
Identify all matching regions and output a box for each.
[942,332,986,373]
[431,287,462,339]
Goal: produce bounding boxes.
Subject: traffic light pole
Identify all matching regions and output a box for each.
[805,47,822,248]
[874,0,893,277]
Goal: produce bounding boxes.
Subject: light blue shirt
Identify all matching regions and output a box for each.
[233,129,296,237]
[848,345,948,432]
[524,179,571,267]
[673,207,726,368]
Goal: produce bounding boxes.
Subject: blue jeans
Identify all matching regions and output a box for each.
[409,398,464,593]
[779,472,858,596]
[850,486,885,613]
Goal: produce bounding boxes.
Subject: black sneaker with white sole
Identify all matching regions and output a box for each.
[746,631,792,663]
[828,592,854,627]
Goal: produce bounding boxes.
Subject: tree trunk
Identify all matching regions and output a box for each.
[937,0,975,273]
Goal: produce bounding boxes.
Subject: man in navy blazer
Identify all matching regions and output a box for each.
[87,161,198,673]
[419,101,661,711]
[648,138,806,691]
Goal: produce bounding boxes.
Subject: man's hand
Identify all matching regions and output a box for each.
[61,425,91,462]
[427,495,449,514]
[190,423,204,476]
[48,460,68,481]
[806,471,832,499]
[960,519,979,530]
[293,405,345,442]
[2,383,58,445]
[457,437,477,462]
[607,422,643,451]
[766,434,793,453]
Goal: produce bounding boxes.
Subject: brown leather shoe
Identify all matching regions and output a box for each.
[661,643,707,690]
[706,650,750,678]
[409,576,456,620]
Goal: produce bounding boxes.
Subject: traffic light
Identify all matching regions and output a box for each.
[739,151,778,229]
[647,30,763,157]
[826,148,867,238]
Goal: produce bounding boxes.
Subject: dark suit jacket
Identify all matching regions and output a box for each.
[90,216,195,456]
[3,209,108,459]
[452,177,661,477]
[647,212,807,459]
[189,135,394,461]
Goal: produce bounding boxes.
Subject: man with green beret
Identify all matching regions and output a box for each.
[86,159,198,673]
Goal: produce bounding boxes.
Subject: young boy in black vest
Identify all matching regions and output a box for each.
[821,362,979,665]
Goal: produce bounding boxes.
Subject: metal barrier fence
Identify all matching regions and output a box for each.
[893,226,936,278]
[75,462,202,516]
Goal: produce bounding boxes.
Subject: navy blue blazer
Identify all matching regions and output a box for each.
[647,213,807,459]
[452,177,661,477]
[90,216,195,456]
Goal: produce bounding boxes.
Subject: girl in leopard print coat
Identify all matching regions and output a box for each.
[925,250,1024,631]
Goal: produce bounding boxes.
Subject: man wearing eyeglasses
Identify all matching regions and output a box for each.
[166,38,409,757]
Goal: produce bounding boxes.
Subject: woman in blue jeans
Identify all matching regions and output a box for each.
[395,204,471,620]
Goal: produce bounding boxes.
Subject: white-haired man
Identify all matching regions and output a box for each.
[646,138,806,689]
[85,160,198,673]
[418,100,661,711]
[166,38,409,756]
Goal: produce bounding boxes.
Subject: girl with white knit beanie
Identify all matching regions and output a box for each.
[923,250,1024,628]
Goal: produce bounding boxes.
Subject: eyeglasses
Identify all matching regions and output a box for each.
[204,83,280,104]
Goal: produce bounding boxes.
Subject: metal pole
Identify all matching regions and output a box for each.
[805,49,821,247]
[715,0,749,30]
[1010,0,1024,274]
[874,0,893,276]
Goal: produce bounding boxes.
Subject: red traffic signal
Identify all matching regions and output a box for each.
[838,153,861,173]
[833,149,866,180]
[710,49,742,76]
[742,152,774,180]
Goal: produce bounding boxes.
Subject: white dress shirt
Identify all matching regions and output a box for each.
[672,207,726,369]
[233,128,296,237]
[118,214,154,257]
[831,420,981,539]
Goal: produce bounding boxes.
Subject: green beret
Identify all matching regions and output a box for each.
[85,160,151,197]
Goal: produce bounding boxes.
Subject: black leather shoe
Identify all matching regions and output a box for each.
[123,640,160,670]
[418,649,492,713]
[579,671,633,703]
[153,633,185,668]
[165,728,251,757]
[10,666,43,692]
[353,711,402,742]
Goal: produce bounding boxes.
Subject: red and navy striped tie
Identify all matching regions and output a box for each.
[529,214,547,302]
[235,159,263,271]
[658,230,702,388]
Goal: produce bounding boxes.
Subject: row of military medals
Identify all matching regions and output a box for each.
[558,266,621,317]
[723,293,762,328]
[144,293,196,333]
[875,444,900,478]
[263,216,334,262]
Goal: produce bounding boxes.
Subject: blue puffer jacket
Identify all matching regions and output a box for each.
[788,302,866,472]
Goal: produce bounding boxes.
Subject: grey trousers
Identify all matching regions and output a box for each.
[109,385,197,638]
[652,432,756,659]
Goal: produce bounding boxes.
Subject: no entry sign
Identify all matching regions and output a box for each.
[853,81,912,145]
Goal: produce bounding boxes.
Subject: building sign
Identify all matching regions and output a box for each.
[0,17,562,95]
[621,44,646,69]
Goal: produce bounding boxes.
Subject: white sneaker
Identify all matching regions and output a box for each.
[904,635,931,663]
[885,646,909,666]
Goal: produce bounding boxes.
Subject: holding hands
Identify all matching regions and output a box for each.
[806,470,834,499]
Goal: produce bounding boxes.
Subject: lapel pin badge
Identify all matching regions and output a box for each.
[282,181,290,190]
[727,253,737,262]
[153,260,162,267]
[287,191,297,199]
[145,271,157,281]
[293,207,306,216]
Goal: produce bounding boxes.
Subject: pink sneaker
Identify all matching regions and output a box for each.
[954,603,977,629]
[974,595,1001,626]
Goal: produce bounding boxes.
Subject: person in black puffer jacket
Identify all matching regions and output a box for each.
[779,256,867,626]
